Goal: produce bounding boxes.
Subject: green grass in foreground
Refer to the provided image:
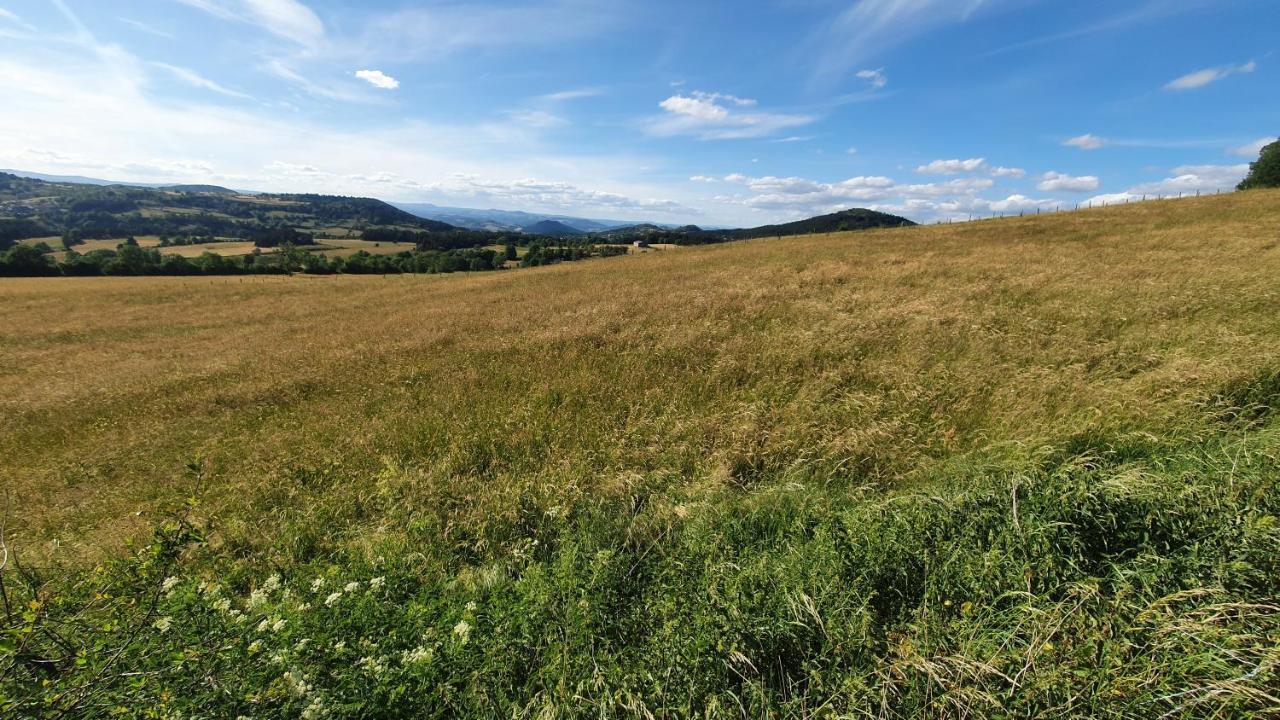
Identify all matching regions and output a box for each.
[2,192,1280,717]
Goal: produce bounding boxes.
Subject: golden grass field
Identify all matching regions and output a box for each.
[3,190,1278,564]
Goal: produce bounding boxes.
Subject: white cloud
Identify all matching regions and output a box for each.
[353,1,619,64]
[1229,137,1277,158]
[354,69,399,90]
[503,110,567,129]
[0,8,36,31]
[647,90,815,140]
[808,0,1016,80]
[1064,134,1107,151]
[1164,60,1257,91]
[846,147,858,155]
[119,18,176,39]
[539,88,604,102]
[856,68,887,89]
[0,35,698,224]
[716,171,1016,221]
[1037,171,1100,192]
[264,59,379,102]
[174,0,325,46]
[690,175,717,183]
[917,158,986,175]
[916,158,1025,177]
[153,62,250,99]
[1080,164,1250,206]
[1127,164,1248,195]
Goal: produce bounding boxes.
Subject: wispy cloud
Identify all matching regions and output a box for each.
[808,0,1014,80]
[539,88,605,102]
[119,18,176,39]
[1063,134,1107,151]
[153,62,251,99]
[982,0,1221,57]
[856,68,887,89]
[172,0,325,46]
[350,1,620,63]
[645,91,815,140]
[0,7,36,31]
[1164,60,1256,91]
[1229,137,1278,158]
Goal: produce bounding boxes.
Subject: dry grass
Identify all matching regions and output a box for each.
[2,191,1279,561]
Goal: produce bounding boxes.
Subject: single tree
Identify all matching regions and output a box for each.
[1238,138,1280,190]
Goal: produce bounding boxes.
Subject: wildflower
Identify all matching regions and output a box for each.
[282,670,311,698]
[465,601,477,613]
[213,597,232,613]
[301,697,326,719]
[296,602,311,612]
[262,574,282,593]
[229,609,245,623]
[343,581,360,593]
[369,576,385,590]
[453,620,472,643]
[161,576,181,594]
[333,641,346,653]
[295,639,311,652]
[310,578,326,592]
[247,640,262,654]
[324,591,342,607]
[153,616,173,633]
[247,589,268,609]
[402,646,432,664]
[357,655,387,676]
[271,618,287,633]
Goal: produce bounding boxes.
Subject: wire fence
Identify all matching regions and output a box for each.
[934,187,1234,224]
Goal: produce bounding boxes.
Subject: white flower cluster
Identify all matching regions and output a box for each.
[401,646,433,664]
[161,576,181,595]
[153,616,173,633]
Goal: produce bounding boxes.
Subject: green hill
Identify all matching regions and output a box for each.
[0,171,454,246]
[2,191,1279,718]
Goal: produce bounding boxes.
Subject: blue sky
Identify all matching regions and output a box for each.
[0,0,1275,226]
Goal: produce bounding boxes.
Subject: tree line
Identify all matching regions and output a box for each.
[0,240,628,278]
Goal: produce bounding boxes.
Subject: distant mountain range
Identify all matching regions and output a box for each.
[391,201,677,235]
[1,169,916,249]
[0,169,246,194]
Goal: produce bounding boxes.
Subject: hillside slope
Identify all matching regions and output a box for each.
[3,191,1279,717]
[0,172,453,244]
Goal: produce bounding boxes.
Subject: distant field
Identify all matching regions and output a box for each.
[3,191,1279,717]
[310,238,416,257]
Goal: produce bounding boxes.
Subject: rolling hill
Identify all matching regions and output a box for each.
[0,171,455,245]
[4,190,1279,717]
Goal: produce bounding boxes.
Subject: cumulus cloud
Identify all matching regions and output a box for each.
[856,68,887,89]
[1229,137,1277,158]
[916,158,1025,177]
[647,90,815,140]
[1064,134,1107,150]
[1082,164,1250,206]
[1037,171,1100,192]
[1128,164,1249,194]
[714,171,1028,221]
[1164,60,1256,91]
[354,69,399,90]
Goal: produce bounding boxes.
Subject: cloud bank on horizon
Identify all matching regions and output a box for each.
[0,0,1273,225]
